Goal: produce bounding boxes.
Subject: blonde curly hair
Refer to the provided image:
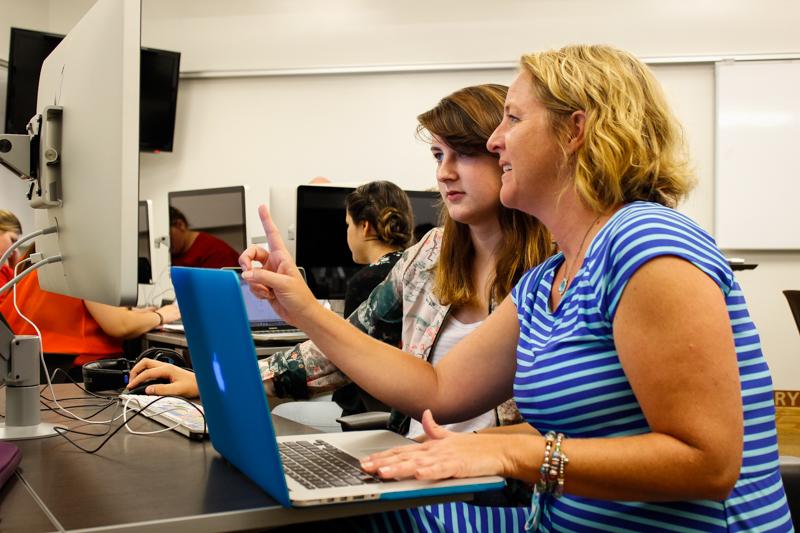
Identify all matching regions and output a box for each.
[520,45,695,211]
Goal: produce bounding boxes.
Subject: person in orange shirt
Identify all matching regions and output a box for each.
[0,210,23,297]
[0,224,180,382]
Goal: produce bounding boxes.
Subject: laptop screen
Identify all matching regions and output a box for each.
[239,279,286,328]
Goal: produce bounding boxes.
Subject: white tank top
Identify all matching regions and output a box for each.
[405,314,497,439]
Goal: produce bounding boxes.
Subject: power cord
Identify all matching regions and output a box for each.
[11,260,127,426]
[54,395,206,454]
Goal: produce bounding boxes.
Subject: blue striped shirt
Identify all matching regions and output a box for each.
[343,202,792,532]
[511,202,791,531]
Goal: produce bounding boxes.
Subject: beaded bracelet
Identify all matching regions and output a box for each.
[536,432,556,493]
[537,431,569,496]
[527,431,570,532]
[552,432,569,497]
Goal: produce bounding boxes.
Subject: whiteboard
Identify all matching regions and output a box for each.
[715,60,800,249]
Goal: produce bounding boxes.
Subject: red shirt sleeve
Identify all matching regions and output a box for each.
[171,232,241,269]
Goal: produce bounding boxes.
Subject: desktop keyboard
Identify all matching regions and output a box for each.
[278,440,381,489]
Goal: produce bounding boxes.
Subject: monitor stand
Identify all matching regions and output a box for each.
[0,318,59,440]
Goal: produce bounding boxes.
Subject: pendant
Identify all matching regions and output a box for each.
[557,276,567,295]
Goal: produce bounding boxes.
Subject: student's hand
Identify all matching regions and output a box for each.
[359,410,507,481]
[127,358,199,398]
[155,303,180,324]
[239,205,319,326]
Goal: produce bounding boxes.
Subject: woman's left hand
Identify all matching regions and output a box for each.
[359,409,508,481]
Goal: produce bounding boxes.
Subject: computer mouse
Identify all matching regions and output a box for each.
[125,378,171,395]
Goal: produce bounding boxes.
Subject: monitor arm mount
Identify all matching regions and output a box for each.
[0,314,58,440]
[0,106,64,209]
[0,109,64,440]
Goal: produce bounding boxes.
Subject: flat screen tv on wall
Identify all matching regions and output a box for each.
[4,27,180,153]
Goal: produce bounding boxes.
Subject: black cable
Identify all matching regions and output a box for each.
[40,368,118,400]
[40,398,119,421]
[52,395,207,454]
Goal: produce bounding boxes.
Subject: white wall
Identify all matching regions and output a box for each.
[41,0,800,71]
[1,0,799,387]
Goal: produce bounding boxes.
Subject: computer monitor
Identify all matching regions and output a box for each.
[138,200,154,285]
[168,186,248,267]
[3,28,63,135]
[3,27,180,153]
[138,46,180,153]
[295,185,441,300]
[30,0,140,306]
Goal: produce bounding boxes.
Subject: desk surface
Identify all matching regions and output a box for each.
[1,384,470,532]
[6,387,799,532]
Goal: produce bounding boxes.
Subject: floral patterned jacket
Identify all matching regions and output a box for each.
[258,227,521,433]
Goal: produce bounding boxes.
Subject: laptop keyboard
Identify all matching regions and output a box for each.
[278,440,381,489]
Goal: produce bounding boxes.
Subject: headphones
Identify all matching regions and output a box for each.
[82,348,188,393]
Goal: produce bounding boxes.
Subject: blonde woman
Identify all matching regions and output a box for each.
[233,46,791,531]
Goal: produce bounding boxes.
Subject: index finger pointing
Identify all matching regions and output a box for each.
[258,204,289,256]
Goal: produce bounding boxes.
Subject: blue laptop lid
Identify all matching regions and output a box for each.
[171,267,291,507]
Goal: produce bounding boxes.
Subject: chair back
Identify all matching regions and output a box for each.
[783,290,800,335]
[780,459,800,529]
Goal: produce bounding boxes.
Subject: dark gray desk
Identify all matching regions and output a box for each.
[0,473,56,533]
[1,385,471,532]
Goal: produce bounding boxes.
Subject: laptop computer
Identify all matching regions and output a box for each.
[171,266,504,507]
[164,276,307,343]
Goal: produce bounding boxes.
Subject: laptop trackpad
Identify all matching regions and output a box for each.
[311,430,414,459]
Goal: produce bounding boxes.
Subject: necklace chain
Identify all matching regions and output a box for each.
[557,215,602,296]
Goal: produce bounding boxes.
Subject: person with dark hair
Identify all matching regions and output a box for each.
[168,206,240,269]
[343,180,414,317]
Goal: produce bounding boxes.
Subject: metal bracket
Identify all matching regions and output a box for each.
[0,134,33,179]
[30,106,63,209]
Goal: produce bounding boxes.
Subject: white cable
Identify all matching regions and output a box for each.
[146,264,174,306]
[9,261,195,436]
[121,396,182,435]
[11,260,127,425]
[1,255,62,296]
[0,225,56,273]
